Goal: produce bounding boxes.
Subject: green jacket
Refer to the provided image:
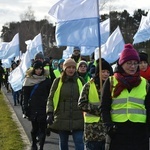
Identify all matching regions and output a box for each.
[47,75,84,132]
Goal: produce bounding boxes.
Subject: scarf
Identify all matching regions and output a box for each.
[113,72,141,97]
[23,75,46,86]
[140,66,150,81]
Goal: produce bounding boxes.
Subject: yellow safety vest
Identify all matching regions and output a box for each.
[44,66,50,78]
[53,78,83,111]
[111,76,147,123]
[53,69,61,78]
[84,81,101,123]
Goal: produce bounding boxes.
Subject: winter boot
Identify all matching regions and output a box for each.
[38,133,46,150]
[31,132,38,150]
[31,144,37,150]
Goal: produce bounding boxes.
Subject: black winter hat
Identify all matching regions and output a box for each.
[96,58,113,75]
[139,52,148,63]
[33,60,43,69]
[34,52,44,60]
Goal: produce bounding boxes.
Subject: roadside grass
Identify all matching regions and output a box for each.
[0,93,25,150]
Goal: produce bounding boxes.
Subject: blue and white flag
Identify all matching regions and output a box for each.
[80,46,95,56]
[95,26,125,63]
[48,0,100,47]
[8,66,24,92]
[2,58,12,68]
[100,18,110,45]
[62,46,74,59]
[0,33,20,59]
[26,33,43,59]
[9,50,31,91]
[133,11,150,44]
[79,18,110,56]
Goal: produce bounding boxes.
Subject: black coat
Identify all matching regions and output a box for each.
[100,77,150,150]
[23,78,51,122]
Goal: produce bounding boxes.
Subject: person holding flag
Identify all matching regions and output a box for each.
[78,58,112,150]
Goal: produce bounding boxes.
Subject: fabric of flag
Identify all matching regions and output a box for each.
[78,18,110,56]
[100,18,110,45]
[9,50,31,91]
[80,46,95,56]
[0,33,20,59]
[26,33,43,59]
[95,26,125,63]
[48,0,100,47]
[133,11,150,44]
[2,59,12,68]
[8,66,24,92]
[62,46,74,59]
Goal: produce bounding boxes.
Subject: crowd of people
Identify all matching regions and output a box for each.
[1,43,150,150]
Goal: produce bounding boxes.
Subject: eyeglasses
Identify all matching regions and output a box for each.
[126,62,139,67]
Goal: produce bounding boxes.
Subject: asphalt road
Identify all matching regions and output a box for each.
[2,87,75,150]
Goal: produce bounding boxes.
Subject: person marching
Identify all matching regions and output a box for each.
[77,60,91,83]
[22,60,52,150]
[78,58,113,150]
[46,58,85,150]
[139,51,150,83]
[100,43,150,150]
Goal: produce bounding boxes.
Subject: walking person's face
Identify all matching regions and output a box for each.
[122,60,139,75]
[65,66,76,76]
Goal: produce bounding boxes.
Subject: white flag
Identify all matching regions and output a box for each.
[0,33,20,59]
[27,33,43,59]
[95,26,125,63]
[9,50,31,91]
[100,18,110,45]
[133,11,150,44]
[62,46,74,60]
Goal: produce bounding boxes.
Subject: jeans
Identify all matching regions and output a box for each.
[12,90,20,105]
[85,140,105,150]
[58,130,84,150]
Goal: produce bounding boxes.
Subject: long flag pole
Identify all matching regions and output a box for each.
[96,0,103,92]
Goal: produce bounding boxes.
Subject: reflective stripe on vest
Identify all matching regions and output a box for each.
[53,78,83,111]
[111,76,147,123]
[84,81,100,123]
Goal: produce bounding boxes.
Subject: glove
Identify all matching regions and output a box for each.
[104,123,117,138]
[46,112,54,125]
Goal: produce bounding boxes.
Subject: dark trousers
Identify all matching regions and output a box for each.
[85,140,105,150]
[31,120,47,149]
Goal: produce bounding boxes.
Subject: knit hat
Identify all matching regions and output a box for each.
[63,58,76,71]
[74,47,80,51]
[33,60,43,69]
[58,59,65,65]
[77,60,88,70]
[119,43,140,65]
[139,52,148,63]
[95,58,112,75]
[34,52,44,60]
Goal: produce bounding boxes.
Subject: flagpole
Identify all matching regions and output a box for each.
[96,0,103,92]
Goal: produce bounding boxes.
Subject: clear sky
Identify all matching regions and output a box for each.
[0,0,150,35]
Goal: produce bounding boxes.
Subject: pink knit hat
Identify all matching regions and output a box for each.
[119,43,140,65]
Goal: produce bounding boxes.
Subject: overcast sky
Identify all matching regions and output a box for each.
[0,0,150,36]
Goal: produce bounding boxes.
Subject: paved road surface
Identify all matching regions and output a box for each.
[2,87,75,150]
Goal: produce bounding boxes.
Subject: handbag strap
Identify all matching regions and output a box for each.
[30,84,39,98]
